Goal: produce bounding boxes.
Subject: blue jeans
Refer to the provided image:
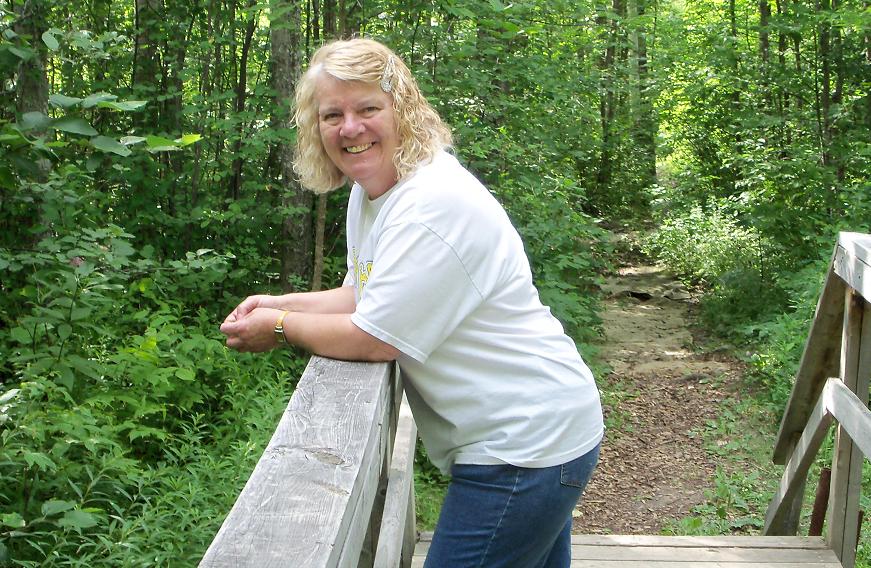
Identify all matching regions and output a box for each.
[424,443,600,568]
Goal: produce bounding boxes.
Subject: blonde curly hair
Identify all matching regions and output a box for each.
[293,38,453,194]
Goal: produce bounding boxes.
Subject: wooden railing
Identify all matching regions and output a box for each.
[199,232,869,568]
[198,357,418,568]
[765,232,871,568]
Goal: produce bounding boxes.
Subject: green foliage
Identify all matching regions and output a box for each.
[644,205,768,287]
[413,445,450,531]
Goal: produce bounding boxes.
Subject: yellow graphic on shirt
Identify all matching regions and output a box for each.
[351,247,374,297]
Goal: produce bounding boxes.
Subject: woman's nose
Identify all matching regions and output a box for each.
[339,115,364,138]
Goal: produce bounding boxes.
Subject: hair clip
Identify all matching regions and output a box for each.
[380,56,395,93]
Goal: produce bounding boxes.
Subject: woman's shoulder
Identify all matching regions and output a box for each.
[395,152,490,209]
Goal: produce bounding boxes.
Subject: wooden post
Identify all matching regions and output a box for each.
[401,475,417,568]
[373,393,418,568]
[826,290,870,568]
[360,374,399,567]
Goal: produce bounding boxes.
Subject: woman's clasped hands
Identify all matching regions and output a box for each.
[220,295,285,352]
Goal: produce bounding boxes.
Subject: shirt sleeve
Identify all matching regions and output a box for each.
[351,221,483,362]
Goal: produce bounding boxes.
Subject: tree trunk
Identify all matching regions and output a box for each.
[775,0,789,148]
[632,0,656,193]
[229,0,259,201]
[338,0,360,38]
[865,1,871,129]
[817,0,832,169]
[15,0,50,119]
[323,0,337,38]
[13,0,51,184]
[271,0,314,290]
[132,0,163,129]
[831,0,844,183]
[759,0,771,110]
[595,0,620,196]
[310,0,345,291]
[792,0,803,109]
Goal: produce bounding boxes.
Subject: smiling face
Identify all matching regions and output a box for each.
[316,73,400,199]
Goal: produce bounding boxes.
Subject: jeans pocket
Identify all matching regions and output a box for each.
[559,444,600,489]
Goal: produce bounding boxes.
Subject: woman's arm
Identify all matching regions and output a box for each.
[219,306,400,362]
[223,286,357,324]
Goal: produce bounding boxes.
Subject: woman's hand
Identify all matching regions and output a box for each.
[220,307,284,352]
[223,294,277,324]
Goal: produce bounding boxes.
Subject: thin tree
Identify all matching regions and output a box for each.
[271,0,314,290]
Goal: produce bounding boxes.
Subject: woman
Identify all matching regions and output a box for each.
[220,38,603,568]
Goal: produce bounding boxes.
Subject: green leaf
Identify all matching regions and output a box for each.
[81,92,117,108]
[10,326,31,344]
[49,94,83,108]
[70,307,93,321]
[175,368,195,381]
[20,111,51,131]
[128,425,168,442]
[91,136,132,156]
[42,500,76,517]
[175,133,201,146]
[42,31,59,51]
[23,451,57,471]
[58,509,98,529]
[52,117,98,136]
[145,135,179,152]
[120,135,147,146]
[8,46,33,61]
[0,513,25,529]
[97,100,147,111]
[56,364,74,390]
[0,388,19,404]
[57,323,72,341]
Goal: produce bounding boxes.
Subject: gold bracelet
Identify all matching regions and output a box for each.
[273,310,289,345]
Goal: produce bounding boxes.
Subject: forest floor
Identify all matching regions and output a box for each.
[572,236,756,534]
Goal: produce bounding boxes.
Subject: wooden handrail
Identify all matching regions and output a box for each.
[764,378,871,530]
[764,232,871,568]
[199,356,418,568]
[774,232,871,463]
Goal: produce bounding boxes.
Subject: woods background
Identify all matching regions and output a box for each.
[0,0,869,564]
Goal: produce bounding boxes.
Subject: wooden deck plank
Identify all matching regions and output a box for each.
[569,534,833,548]
[412,534,842,566]
[414,560,838,568]
[569,545,837,562]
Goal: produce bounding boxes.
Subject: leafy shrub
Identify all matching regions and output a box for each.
[643,205,766,287]
[742,257,829,408]
[644,204,786,333]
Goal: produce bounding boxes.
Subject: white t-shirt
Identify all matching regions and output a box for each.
[346,150,604,474]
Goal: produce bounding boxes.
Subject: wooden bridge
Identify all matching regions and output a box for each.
[199,232,871,568]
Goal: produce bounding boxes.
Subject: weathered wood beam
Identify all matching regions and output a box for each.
[834,232,871,302]
[199,357,394,568]
[826,293,870,568]
[764,378,833,535]
[772,237,846,465]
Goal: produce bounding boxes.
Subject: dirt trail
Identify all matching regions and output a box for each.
[572,257,744,534]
